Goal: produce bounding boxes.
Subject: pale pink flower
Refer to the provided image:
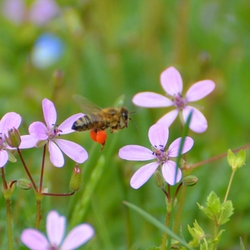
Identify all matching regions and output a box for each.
[133,66,215,133]
[28,98,88,167]
[0,112,21,167]
[21,210,94,250]
[118,123,194,189]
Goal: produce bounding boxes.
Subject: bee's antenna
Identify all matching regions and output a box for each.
[129,111,139,130]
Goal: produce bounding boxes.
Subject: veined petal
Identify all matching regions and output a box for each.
[54,139,88,163]
[132,92,173,107]
[61,224,94,250]
[148,123,169,148]
[183,106,208,133]
[162,161,182,185]
[42,98,57,127]
[0,150,8,168]
[48,141,64,167]
[186,80,215,102]
[0,112,21,133]
[47,211,65,247]
[21,229,49,250]
[160,67,183,96]
[58,113,85,135]
[130,161,159,189]
[119,145,155,161]
[157,109,178,127]
[168,136,194,157]
[19,135,38,149]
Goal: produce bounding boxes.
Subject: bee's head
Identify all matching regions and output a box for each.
[120,107,129,128]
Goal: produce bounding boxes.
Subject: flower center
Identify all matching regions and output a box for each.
[152,145,168,162]
[172,93,187,110]
[48,124,62,139]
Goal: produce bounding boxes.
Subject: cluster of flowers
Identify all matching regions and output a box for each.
[0,66,215,249]
[119,66,215,189]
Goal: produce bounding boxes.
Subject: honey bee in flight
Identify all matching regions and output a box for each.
[71,95,130,150]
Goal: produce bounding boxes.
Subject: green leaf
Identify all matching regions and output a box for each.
[124,201,193,250]
[218,200,234,225]
[240,237,246,250]
[197,191,221,221]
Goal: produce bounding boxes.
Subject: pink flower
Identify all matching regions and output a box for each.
[2,0,60,25]
[133,66,215,133]
[0,112,21,167]
[28,98,88,167]
[21,210,94,250]
[118,123,194,189]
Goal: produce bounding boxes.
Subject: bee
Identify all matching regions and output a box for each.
[72,95,130,149]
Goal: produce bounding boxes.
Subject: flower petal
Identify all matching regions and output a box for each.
[54,139,88,163]
[61,224,94,250]
[0,150,9,168]
[19,135,38,149]
[183,106,208,133]
[148,123,169,148]
[42,98,57,127]
[132,92,173,107]
[162,161,182,185]
[0,112,21,134]
[21,229,49,250]
[186,80,215,102]
[119,145,155,161]
[58,113,85,135]
[29,122,48,140]
[46,211,65,247]
[160,67,183,96]
[48,141,64,167]
[157,109,179,127]
[168,136,194,157]
[130,162,159,189]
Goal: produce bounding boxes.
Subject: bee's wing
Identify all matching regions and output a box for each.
[73,95,102,113]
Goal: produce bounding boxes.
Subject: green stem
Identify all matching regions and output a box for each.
[6,198,13,250]
[35,198,42,229]
[224,170,235,203]
[39,145,46,193]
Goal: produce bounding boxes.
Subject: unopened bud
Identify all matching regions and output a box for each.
[182,175,198,187]
[154,170,165,188]
[69,166,83,192]
[16,178,32,190]
[5,128,21,147]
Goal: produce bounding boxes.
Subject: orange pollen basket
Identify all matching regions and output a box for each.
[90,130,107,145]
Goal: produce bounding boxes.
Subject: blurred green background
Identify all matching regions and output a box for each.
[1,0,250,249]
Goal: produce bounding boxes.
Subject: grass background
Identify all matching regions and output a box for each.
[0,0,250,249]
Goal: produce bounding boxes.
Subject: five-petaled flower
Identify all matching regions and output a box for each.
[118,123,194,189]
[0,112,22,168]
[133,66,215,133]
[27,98,88,167]
[21,210,94,250]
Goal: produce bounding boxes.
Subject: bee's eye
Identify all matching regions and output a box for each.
[122,111,128,121]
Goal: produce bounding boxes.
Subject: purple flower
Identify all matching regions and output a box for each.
[0,112,21,167]
[28,98,88,167]
[133,66,215,133]
[21,210,94,250]
[118,123,194,189]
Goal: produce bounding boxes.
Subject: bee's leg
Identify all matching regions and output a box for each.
[100,140,106,151]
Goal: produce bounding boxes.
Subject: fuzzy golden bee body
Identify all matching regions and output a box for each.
[72,107,129,132]
[71,95,130,133]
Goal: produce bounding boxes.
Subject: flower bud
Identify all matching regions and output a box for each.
[69,166,83,192]
[154,170,165,188]
[182,175,198,187]
[16,178,32,190]
[5,128,21,147]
